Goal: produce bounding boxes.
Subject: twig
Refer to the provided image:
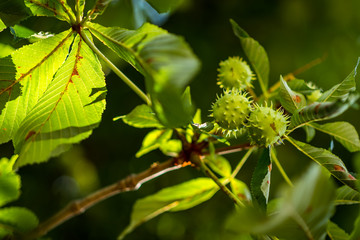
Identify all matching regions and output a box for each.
[191,153,245,207]
[23,159,183,240]
[270,148,293,187]
[215,143,252,155]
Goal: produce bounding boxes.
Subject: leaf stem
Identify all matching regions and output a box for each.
[231,147,255,179]
[191,153,245,207]
[215,143,252,156]
[270,148,293,187]
[22,159,183,240]
[79,30,151,105]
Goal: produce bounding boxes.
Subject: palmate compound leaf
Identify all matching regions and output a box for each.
[279,75,306,114]
[309,122,360,152]
[86,0,111,20]
[118,178,219,240]
[87,22,200,128]
[0,29,74,145]
[230,19,270,95]
[13,32,106,167]
[225,164,335,240]
[24,0,76,23]
[318,58,359,102]
[286,137,359,192]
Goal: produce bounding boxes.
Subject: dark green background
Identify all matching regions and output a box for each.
[1,0,360,239]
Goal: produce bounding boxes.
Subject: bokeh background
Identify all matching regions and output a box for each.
[1,0,360,239]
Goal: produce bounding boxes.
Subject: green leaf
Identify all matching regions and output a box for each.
[0,43,15,57]
[309,122,360,152]
[0,29,74,145]
[287,79,317,95]
[286,137,359,191]
[289,95,358,129]
[319,58,359,102]
[88,22,200,127]
[226,164,335,240]
[0,207,38,233]
[279,76,306,113]
[0,156,20,207]
[136,129,173,158]
[159,139,182,156]
[327,221,350,240]
[204,154,232,177]
[335,185,360,205]
[230,19,270,94]
[0,19,6,32]
[116,104,163,128]
[13,33,106,167]
[230,179,251,203]
[303,125,316,142]
[251,147,272,211]
[118,178,218,239]
[86,0,111,20]
[145,0,184,13]
[24,0,75,22]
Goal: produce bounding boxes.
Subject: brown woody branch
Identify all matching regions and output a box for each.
[23,158,184,240]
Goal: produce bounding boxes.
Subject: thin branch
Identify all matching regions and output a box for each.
[191,153,245,207]
[231,147,255,179]
[215,143,252,156]
[79,30,151,105]
[23,159,183,240]
[270,148,293,187]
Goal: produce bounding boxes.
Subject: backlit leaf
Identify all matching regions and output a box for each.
[286,137,359,191]
[230,19,269,94]
[0,29,74,145]
[230,179,251,203]
[0,156,20,207]
[118,178,218,239]
[309,122,360,152]
[0,207,38,233]
[117,104,163,128]
[204,154,232,177]
[136,129,173,158]
[24,0,75,22]
[86,0,111,20]
[13,33,106,167]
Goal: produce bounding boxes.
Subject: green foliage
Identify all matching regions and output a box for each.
[226,164,335,240]
[0,156,38,238]
[116,104,163,128]
[286,137,359,191]
[0,1,359,239]
[119,178,219,239]
[250,147,271,211]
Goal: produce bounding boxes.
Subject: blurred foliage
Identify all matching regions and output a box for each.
[1,0,360,239]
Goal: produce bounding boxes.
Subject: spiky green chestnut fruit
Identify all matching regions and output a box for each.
[217,57,255,90]
[247,105,289,146]
[210,90,252,133]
